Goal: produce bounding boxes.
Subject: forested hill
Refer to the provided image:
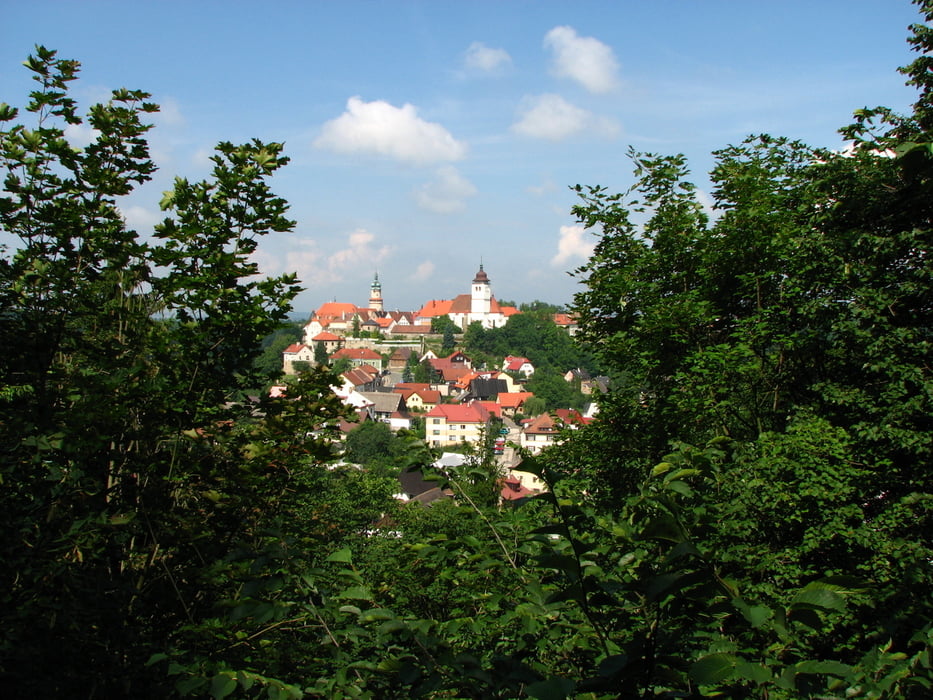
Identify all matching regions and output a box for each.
[1,3,931,697]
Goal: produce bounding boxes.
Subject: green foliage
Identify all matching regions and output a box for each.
[524,368,586,411]
[430,313,459,335]
[254,323,303,378]
[463,312,597,375]
[0,47,327,696]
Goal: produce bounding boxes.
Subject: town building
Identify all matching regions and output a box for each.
[425,401,493,447]
[415,265,520,330]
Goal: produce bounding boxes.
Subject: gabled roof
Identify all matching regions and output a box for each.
[342,368,378,388]
[312,331,342,341]
[500,476,535,501]
[447,294,473,314]
[359,392,405,414]
[394,382,432,394]
[553,313,578,327]
[477,401,502,418]
[498,391,535,409]
[391,324,433,335]
[524,409,587,434]
[504,355,533,371]
[283,343,308,354]
[331,347,382,361]
[523,412,559,435]
[315,302,360,319]
[415,299,453,318]
[426,402,491,424]
[413,389,441,404]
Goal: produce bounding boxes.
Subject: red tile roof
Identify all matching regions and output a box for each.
[497,391,534,408]
[331,347,382,361]
[415,299,453,317]
[315,302,360,319]
[426,402,491,423]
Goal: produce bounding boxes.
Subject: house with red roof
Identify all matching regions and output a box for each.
[552,313,579,336]
[403,388,441,413]
[502,355,535,377]
[519,409,587,455]
[310,331,343,356]
[282,343,313,375]
[330,346,384,369]
[500,475,536,503]
[425,401,492,447]
[497,391,535,415]
[429,351,473,385]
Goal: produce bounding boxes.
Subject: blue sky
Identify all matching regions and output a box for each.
[0,1,922,313]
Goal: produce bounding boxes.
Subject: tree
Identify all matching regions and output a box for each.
[552,4,933,688]
[254,323,303,377]
[413,357,436,384]
[442,324,456,352]
[431,313,459,335]
[0,47,332,696]
[313,339,328,365]
[344,420,394,468]
[402,350,418,383]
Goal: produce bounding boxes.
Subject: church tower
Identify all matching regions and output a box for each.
[470,264,491,316]
[369,272,384,312]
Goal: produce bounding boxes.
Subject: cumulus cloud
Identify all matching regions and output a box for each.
[464,42,512,72]
[512,94,619,141]
[551,224,595,267]
[327,228,393,271]
[544,26,619,94]
[414,166,478,213]
[314,97,467,165]
[252,229,392,291]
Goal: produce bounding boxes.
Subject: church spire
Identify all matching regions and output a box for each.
[369,271,384,311]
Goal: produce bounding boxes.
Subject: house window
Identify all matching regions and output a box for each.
[433,418,441,424]
[432,430,440,435]
[461,424,466,430]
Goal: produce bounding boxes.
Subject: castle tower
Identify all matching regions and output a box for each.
[471,264,491,316]
[369,272,384,312]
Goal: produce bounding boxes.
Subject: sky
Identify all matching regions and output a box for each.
[0,1,923,314]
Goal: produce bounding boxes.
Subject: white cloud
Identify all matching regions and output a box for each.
[253,229,392,290]
[512,94,587,140]
[414,166,478,213]
[327,228,392,271]
[153,97,185,127]
[64,123,100,148]
[120,204,162,232]
[512,94,619,141]
[526,179,559,197]
[314,97,467,165]
[464,42,512,72]
[551,224,595,267]
[413,260,435,281]
[544,26,619,94]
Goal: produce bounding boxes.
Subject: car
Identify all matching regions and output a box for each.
[499,428,510,435]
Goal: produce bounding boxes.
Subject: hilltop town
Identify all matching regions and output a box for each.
[277,265,605,501]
